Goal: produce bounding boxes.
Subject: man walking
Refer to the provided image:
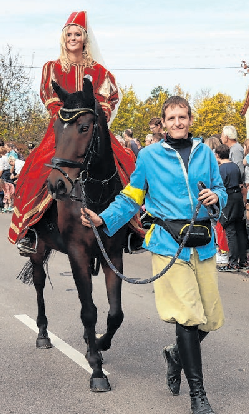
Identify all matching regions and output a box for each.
[81,96,227,414]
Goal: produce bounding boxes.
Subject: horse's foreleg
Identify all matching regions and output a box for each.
[69,254,110,392]
[96,256,124,352]
[31,251,52,349]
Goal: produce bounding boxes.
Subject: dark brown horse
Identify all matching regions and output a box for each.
[19,77,127,392]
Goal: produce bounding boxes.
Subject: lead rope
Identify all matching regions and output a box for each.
[80,180,206,284]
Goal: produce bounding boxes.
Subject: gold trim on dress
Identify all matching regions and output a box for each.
[45,97,60,108]
[100,102,111,109]
[23,194,53,222]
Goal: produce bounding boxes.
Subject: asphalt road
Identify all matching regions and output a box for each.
[1,212,249,414]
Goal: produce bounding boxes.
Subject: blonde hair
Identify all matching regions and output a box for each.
[59,24,93,73]
[204,136,221,151]
[8,155,16,162]
[145,134,153,143]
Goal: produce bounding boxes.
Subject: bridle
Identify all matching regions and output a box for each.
[46,99,118,204]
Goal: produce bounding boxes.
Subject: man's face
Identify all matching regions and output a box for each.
[162,105,193,139]
[149,124,160,133]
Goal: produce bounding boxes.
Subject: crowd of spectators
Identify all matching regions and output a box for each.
[204,126,249,271]
[0,140,34,213]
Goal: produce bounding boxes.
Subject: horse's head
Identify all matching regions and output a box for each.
[47,77,113,202]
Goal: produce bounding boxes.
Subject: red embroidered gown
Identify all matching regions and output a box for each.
[9,60,138,243]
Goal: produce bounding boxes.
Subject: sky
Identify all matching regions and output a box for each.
[1,0,249,104]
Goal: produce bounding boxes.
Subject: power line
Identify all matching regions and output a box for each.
[16,65,241,71]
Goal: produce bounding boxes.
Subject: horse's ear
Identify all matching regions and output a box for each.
[83,75,94,96]
[52,81,69,103]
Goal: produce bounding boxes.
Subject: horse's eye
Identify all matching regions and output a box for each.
[78,125,89,133]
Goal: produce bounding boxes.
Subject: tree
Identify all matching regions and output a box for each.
[191,93,246,143]
[111,85,169,144]
[0,45,49,149]
[173,84,191,102]
[111,86,140,136]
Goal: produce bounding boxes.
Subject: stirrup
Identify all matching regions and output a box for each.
[17,229,38,255]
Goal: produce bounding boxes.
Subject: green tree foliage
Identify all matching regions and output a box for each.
[191,93,246,143]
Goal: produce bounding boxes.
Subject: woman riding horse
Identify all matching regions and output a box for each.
[9,11,137,253]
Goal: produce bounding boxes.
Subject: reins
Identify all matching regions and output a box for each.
[80,179,219,285]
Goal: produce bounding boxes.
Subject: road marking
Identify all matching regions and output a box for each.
[15,314,109,375]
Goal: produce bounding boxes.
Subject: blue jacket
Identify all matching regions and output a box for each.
[100,138,228,261]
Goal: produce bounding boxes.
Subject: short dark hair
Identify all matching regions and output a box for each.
[215,144,230,159]
[152,132,164,142]
[161,96,192,120]
[124,129,133,138]
[0,139,4,146]
[149,117,162,127]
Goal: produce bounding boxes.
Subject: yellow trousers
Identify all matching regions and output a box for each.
[152,250,224,332]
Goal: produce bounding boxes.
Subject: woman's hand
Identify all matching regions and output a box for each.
[80,208,103,228]
[198,188,218,206]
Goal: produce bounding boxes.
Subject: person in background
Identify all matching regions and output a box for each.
[204,135,221,152]
[0,145,5,210]
[149,117,166,137]
[4,142,18,159]
[0,147,11,182]
[243,139,249,239]
[134,138,142,152]
[14,144,26,161]
[123,129,138,157]
[215,144,248,272]
[221,125,244,180]
[27,142,36,154]
[145,134,153,146]
[152,132,165,144]
[81,95,227,414]
[204,134,229,265]
[0,177,15,212]
[116,135,136,162]
[9,156,25,185]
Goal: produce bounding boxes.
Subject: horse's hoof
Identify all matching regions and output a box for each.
[90,375,111,392]
[36,337,53,349]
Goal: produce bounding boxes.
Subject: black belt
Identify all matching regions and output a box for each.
[227,187,241,194]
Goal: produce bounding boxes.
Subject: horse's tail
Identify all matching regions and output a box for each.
[16,248,54,286]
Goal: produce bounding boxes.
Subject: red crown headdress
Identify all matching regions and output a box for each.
[63,11,87,32]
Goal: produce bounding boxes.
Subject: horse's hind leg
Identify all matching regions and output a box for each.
[31,244,53,349]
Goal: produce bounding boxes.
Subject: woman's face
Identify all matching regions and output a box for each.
[66,25,85,54]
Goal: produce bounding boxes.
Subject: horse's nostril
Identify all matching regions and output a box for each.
[57,179,67,193]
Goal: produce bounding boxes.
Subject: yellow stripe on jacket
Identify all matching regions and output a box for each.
[121,183,146,206]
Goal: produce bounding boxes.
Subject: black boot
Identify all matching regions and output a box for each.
[176,323,215,414]
[17,228,38,255]
[163,329,208,396]
[163,343,181,396]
